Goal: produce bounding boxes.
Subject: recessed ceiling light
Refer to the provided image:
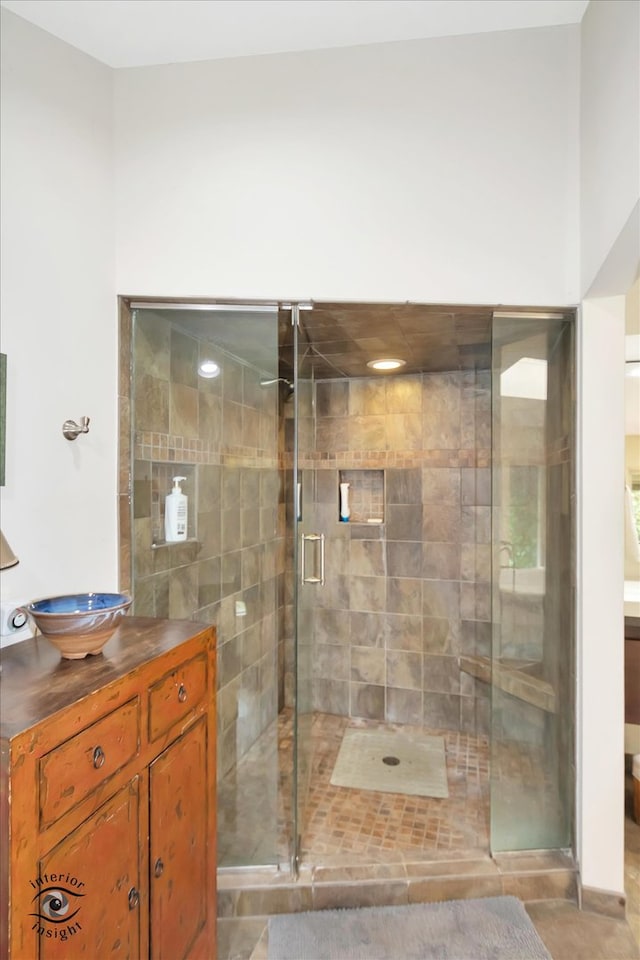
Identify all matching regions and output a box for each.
[366,358,406,371]
[198,359,220,379]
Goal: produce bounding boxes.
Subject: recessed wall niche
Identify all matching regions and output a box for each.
[151,462,197,545]
[338,469,384,524]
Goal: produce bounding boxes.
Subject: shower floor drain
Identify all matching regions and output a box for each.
[330,728,449,797]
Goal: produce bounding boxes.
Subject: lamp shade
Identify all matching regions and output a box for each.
[0,530,19,569]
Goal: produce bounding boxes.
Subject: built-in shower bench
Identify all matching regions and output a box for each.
[459,654,556,714]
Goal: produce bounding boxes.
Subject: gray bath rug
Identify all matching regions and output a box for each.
[330,727,448,798]
[267,896,552,960]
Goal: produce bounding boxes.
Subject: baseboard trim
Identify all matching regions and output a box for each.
[579,883,626,919]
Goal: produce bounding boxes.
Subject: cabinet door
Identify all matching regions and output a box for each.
[150,718,207,960]
[36,778,142,959]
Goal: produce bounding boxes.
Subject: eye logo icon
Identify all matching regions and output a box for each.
[29,873,86,941]
[31,887,83,924]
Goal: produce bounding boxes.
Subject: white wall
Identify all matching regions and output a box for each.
[577,297,626,894]
[115,25,580,305]
[0,9,116,613]
[576,0,640,899]
[580,0,640,296]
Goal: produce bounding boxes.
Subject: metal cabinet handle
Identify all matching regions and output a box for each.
[301,533,325,586]
[128,887,140,910]
[92,745,106,769]
[178,684,188,703]
[154,857,164,878]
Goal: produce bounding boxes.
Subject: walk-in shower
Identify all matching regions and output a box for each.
[121,299,575,875]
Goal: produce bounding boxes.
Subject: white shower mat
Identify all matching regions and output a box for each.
[330,727,449,798]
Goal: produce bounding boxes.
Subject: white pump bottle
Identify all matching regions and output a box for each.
[339,482,350,522]
[165,476,188,542]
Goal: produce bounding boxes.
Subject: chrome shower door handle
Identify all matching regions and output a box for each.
[301,533,325,585]
[318,532,325,585]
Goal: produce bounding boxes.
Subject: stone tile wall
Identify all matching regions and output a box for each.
[130,312,284,778]
[287,371,492,736]
[128,317,493,755]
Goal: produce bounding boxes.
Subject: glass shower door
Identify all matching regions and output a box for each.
[130,302,283,869]
[490,312,574,852]
[292,305,321,872]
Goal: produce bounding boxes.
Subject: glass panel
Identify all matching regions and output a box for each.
[293,308,318,870]
[490,315,574,852]
[131,304,283,868]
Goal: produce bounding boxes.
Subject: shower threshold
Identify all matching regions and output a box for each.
[217,849,577,919]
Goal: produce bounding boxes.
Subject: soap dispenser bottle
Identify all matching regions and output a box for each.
[165,476,188,542]
[339,482,351,522]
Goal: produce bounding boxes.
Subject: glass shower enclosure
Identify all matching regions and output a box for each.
[490,312,574,852]
[127,300,575,872]
[130,301,285,867]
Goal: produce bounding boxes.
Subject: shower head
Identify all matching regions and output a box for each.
[259,377,294,399]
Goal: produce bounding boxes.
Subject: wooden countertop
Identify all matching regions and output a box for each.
[0,617,213,739]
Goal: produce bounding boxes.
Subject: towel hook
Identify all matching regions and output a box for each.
[62,416,90,441]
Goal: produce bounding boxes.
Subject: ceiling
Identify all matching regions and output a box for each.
[0,0,589,69]
[291,302,494,378]
[135,301,574,381]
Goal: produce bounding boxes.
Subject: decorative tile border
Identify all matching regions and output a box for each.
[135,431,279,468]
[285,449,492,470]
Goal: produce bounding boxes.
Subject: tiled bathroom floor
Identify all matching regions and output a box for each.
[301,712,489,863]
[218,708,490,868]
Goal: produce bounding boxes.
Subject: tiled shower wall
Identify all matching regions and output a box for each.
[124,310,492,771]
[129,312,284,778]
[288,371,492,735]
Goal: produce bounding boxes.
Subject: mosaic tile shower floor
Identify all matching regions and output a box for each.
[218,709,491,868]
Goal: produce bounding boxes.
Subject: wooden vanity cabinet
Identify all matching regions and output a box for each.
[39,777,144,959]
[149,718,208,960]
[0,618,217,960]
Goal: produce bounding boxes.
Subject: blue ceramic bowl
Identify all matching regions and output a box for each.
[22,592,132,659]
